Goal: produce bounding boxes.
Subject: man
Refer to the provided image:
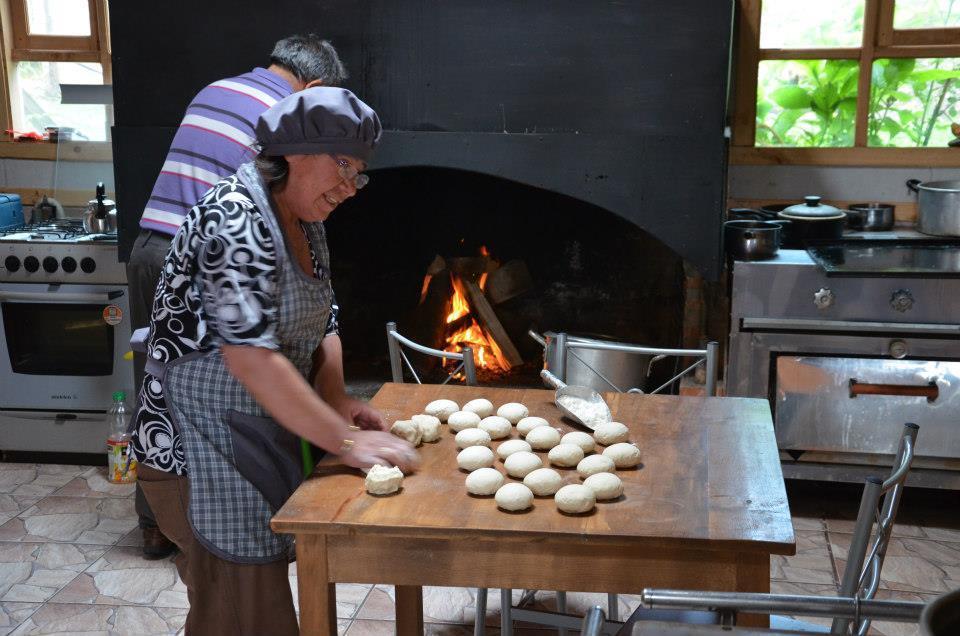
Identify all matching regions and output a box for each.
[126,34,348,559]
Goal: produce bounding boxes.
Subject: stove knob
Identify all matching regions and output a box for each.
[61,257,77,273]
[889,340,908,359]
[23,256,39,273]
[813,287,835,310]
[890,289,914,313]
[80,257,96,274]
[3,256,20,273]
[42,256,58,273]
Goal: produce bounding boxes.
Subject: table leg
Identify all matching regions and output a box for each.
[296,534,338,636]
[396,585,424,636]
[735,553,771,628]
[500,589,513,636]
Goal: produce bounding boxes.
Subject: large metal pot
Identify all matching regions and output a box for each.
[530,331,655,393]
[921,588,960,636]
[907,179,960,237]
[724,219,782,260]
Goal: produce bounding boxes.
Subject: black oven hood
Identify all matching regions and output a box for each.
[111,0,734,279]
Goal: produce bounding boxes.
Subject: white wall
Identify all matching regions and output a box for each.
[0,157,115,215]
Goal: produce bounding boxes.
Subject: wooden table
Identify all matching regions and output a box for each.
[272,383,795,636]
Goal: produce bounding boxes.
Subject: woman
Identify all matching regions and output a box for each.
[130,87,417,635]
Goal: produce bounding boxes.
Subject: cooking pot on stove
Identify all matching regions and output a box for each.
[907,179,960,237]
[729,196,845,247]
[847,202,896,231]
[724,220,782,260]
[82,182,117,234]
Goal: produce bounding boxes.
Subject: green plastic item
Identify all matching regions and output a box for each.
[300,439,314,478]
[112,391,126,402]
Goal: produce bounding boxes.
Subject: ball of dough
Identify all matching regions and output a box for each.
[577,454,616,478]
[503,451,543,478]
[463,398,494,418]
[496,439,532,460]
[457,445,496,471]
[555,484,596,514]
[517,416,550,437]
[465,467,504,495]
[593,422,630,446]
[479,416,512,440]
[561,431,596,454]
[365,464,404,495]
[390,420,422,446]
[455,428,492,449]
[526,426,561,451]
[412,414,441,443]
[497,402,529,424]
[448,411,482,432]
[603,442,641,468]
[523,468,563,496]
[548,443,585,468]
[495,482,534,511]
[583,472,623,500]
[424,399,459,422]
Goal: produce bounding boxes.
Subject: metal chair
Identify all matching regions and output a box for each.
[386,321,477,386]
[635,422,921,636]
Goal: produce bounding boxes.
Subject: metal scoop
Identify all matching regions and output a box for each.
[540,369,612,431]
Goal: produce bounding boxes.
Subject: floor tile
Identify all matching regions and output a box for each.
[867,589,935,636]
[289,578,371,619]
[770,529,836,586]
[8,602,185,635]
[0,602,39,636]
[791,516,825,532]
[0,543,108,603]
[829,534,959,594]
[116,528,144,548]
[0,465,86,499]
[51,467,136,499]
[49,546,186,608]
[347,619,397,636]
[0,497,136,545]
[768,581,839,631]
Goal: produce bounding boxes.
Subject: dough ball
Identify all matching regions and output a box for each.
[523,468,563,496]
[411,414,441,443]
[555,484,596,514]
[448,411,482,432]
[602,442,641,468]
[526,426,561,451]
[424,399,459,422]
[577,454,616,478]
[561,431,596,454]
[495,482,534,511]
[593,422,630,446]
[503,451,543,478]
[497,402,529,424]
[517,416,550,437]
[455,428,492,449]
[390,420,422,446]
[457,445,496,471]
[583,472,623,500]
[465,467,504,495]
[365,464,404,495]
[548,443,585,468]
[496,439,532,461]
[479,416,512,440]
[463,398,494,418]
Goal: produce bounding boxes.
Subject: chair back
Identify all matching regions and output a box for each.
[386,321,478,386]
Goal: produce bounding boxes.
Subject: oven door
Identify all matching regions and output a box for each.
[0,283,132,411]
[775,356,960,459]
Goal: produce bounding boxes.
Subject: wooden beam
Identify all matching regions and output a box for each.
[855,0,881,147]
[887,26,960,47]
[729,146,960,167]
[873,44,960,58]
[877,0,896,46]
[463,279,523,368]
[758,48,860,60]
[731,0,762,146]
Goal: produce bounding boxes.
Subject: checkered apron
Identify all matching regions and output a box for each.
[162,162,332,563]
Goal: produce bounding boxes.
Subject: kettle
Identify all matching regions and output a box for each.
[82,182,118,234]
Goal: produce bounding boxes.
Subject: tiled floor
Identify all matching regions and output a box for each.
[0,465,955,635]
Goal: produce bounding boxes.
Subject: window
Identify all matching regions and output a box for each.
[0,0,111,146]
[733,0,960,165]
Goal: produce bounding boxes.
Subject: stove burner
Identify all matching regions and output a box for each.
[0,219,116,243]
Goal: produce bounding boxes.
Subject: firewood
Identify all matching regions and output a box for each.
[462,280,523,367]
[485,259,533,305]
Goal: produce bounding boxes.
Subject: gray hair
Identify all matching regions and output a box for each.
[254,151,289,191]
[269,34,348,86]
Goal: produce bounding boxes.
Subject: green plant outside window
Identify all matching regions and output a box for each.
[868,58,960,147]
[893,0,960,29]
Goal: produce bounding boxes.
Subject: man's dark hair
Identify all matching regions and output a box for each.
[270,34,348,86]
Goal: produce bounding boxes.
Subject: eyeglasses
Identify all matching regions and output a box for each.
[333,157,370,190]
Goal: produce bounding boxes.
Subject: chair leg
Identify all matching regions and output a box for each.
[501,589,513,636]
[474,588,487,636]
[608,593,619,621]
[556,591,568,636]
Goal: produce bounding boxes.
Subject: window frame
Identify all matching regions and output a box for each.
[0,0,112,160]
[732,0,960,166]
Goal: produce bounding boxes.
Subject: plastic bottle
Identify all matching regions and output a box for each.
[107,391,137,484]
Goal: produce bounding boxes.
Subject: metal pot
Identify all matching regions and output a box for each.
[776,196,846,245]
[847,202,896,231]
[907,179,960,237]
[724,219,781,260]
[529,331,656,394]
[82,182,118,234]
[920,588,960,636]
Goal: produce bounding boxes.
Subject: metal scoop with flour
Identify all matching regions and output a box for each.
[540,369,612,431]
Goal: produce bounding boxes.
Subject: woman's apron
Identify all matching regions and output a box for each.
[162,162,332,563]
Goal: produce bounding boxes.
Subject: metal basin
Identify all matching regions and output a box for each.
[536,331,653,393]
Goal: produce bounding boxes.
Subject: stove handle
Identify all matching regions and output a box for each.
[0,290,124,304]
[849,378,939,403]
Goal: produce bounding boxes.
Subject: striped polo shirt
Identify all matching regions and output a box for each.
[139,67,294,234]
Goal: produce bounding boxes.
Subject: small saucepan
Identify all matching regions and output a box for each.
[724,219,783,260]
[847,202,896,231]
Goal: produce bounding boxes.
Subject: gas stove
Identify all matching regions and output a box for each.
[0,219,125,284]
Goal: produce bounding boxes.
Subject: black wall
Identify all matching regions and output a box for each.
[111,0,733,279]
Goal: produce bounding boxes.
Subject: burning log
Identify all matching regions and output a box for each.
[485,259,533,305]
[462,279,523,368]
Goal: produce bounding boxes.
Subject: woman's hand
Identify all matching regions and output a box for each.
[342,430,420,473]
[331,397,388,431]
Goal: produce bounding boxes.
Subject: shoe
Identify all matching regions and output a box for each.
[142,526,176,560]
